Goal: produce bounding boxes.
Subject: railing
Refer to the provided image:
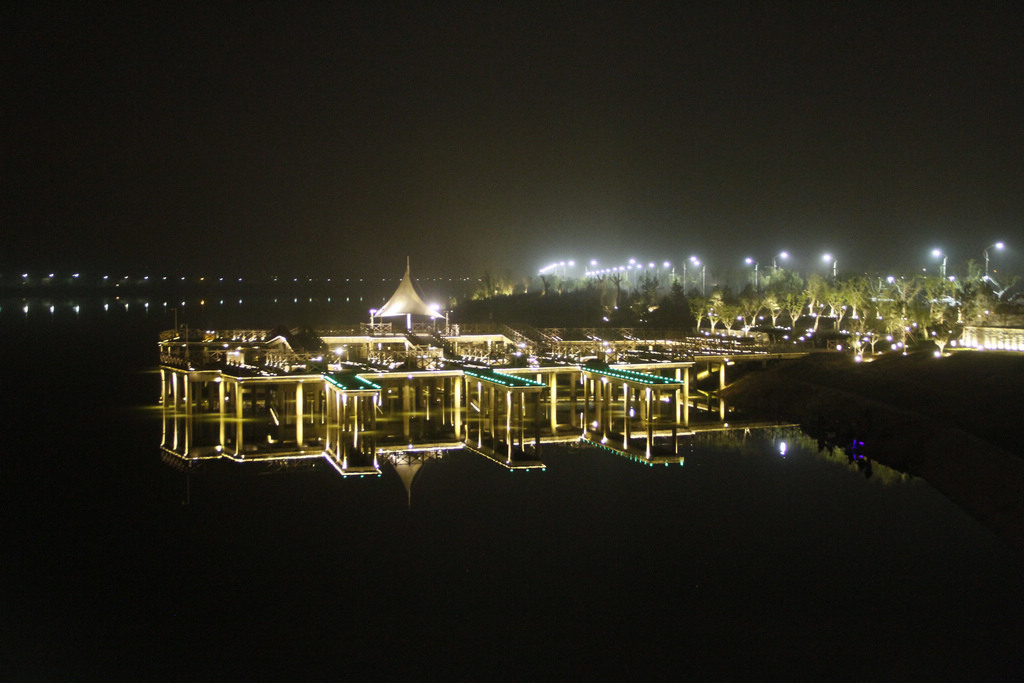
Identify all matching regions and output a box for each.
[430,331,463,359]
[360,322,394,336]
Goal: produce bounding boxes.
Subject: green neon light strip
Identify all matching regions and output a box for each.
[589,367,680,385]
[464,369,545,388]
[355,375,382,389]
[323,373,382,391]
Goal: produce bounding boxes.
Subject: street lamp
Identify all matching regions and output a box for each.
[683,257,702,294]
[822,253,837,279]
[984,242,1004,279]
[662,261,675,284]
[690,257,706,295]
[430,303,449,334]
[744,257,759,289]
[773,251,789,271]
[931,249,946,279]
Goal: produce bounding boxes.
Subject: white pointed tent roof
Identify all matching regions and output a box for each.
[393,458,422,508]
[376,258,435,318]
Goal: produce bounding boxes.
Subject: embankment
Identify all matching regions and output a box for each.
[721,351,1024,558]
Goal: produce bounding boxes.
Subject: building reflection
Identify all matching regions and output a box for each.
[159,322,795,493]
[160,367,801,491]
[159,364,703,473]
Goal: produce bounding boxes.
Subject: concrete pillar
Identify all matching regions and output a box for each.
[488,386,496,439]
[601,379,611,437]
[183,391,192,456]
[370,393,378,449]
[674,368,681,424]
[324,386,332,454]
[171,404,180,452]
[645,387,654,445]
[428,381,436,422]
[718,362,727,418]
[402,383,411,439]
[454,376,463,439]
[475,380,483,447]
[352,395,360,448]
[160,392,168,447]
[336,392,344,452]
[570,371,579,428]
[533,392,541,448]
[622,382,631,445]
[336,389,344,454]
[341,391,350,443]
[339,391,345,451]
[296,382,304,446]
[548,372,558,433]
[683,367,690,427]
[218,380,226,447]
[235,380,244,455]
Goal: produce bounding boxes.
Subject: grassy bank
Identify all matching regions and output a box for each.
[721,351,1024,558]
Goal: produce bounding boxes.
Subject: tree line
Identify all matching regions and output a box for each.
[467,261,1020,355]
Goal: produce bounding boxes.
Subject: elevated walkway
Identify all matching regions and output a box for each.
[463,437,546,471]
[581,362,685,389]
[463,367,546,389]
[582,430,684,466]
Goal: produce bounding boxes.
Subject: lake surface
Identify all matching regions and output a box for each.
[2,298,1021,679]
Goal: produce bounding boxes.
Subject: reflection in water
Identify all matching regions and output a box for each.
[160,390,916,514]
[1,285,430,327]
[385,450,445,506]
[817,438,911,485]
[159,358,776,478]
[158,363,859,507]
[158,347,914,498]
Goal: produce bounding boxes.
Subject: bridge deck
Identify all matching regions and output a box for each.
[463,367,546,389]
[582,364,685,388]
[324,372,381,392]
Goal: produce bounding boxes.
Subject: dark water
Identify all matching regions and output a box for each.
[2,300,1021,679]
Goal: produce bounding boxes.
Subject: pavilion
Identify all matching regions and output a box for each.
[373,258,436,330]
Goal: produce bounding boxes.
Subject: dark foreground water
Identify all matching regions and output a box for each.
[2,300,1021,679]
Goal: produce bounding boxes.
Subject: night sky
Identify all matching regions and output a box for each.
[4,2,1022,278]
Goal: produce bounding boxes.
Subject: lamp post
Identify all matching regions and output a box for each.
[688,256,705,296]
[682,257,693,294]
[744,257,759,289]
[773,251,789,271]
[430,303,449,334]
[931,249,946,279]
[983,242,1004,279]
[822,253,837,280]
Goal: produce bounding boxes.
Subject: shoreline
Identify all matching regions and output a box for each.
[722,353,1024,560]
